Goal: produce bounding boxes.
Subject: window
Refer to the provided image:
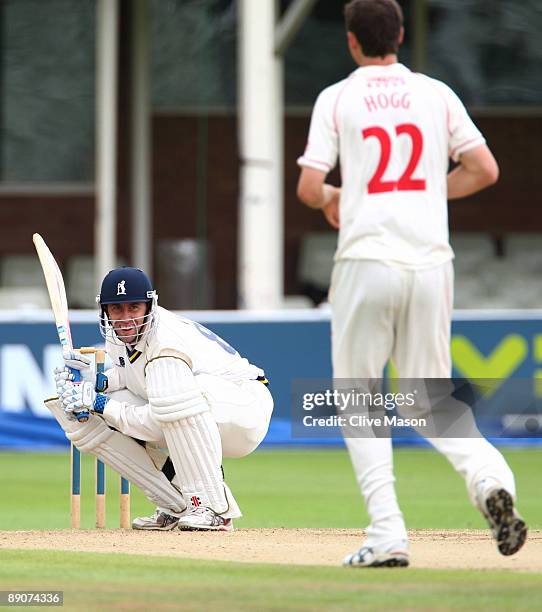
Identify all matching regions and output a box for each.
[427,1,542,106]
[151,0,236,110]
[0,0,95,183]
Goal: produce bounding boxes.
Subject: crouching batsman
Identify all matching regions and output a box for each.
[48,267,273,531]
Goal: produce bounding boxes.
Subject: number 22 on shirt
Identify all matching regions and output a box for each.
[362,123,426,194]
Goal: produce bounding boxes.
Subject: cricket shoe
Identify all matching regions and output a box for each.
[177,506,233,532]
[478,487,527,556]
[132,508,180,531]
[343,544,409,568]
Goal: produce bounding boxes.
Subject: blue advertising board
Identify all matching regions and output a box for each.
[0,309,541,448]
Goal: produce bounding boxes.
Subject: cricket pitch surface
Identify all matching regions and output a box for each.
[1,529,541,571]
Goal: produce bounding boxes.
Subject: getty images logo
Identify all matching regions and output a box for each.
[117,280,126,296]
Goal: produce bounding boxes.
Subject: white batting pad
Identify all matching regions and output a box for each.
[147,357,239,517]
[160,414,237,515]
[46,399,186,514]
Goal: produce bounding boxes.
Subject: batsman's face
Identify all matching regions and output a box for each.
[107,302,148,344]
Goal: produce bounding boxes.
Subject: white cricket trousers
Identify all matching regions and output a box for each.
[330,259,515,548]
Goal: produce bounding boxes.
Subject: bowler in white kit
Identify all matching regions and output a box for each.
[297,0,527,567]
[50,267,273,531]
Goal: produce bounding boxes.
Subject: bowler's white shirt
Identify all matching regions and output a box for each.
[298,63,485,269]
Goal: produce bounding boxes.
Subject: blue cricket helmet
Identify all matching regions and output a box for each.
[97,267,157,305]
[97,267,159,344]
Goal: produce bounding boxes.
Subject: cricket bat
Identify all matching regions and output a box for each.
[33,233,89,422]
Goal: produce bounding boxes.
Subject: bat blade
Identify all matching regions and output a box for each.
[33,233,87,421]
[32,233,73,350]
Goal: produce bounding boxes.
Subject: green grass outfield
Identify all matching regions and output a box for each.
[1,447,540,530]
[2,550,541,611]
[1,447,540,610]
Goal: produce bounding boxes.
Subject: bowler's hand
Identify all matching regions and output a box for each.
[322,186,341,229]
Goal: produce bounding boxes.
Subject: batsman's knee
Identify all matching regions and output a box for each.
[46,397,114,452]
[66,416,115,453]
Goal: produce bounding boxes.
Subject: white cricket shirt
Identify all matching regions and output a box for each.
[297,63,485,268]
[105,306,264,400]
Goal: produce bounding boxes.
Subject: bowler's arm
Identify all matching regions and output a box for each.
[297,167,341,229]
[447,144,499,200]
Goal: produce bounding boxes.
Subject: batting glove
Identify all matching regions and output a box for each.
[60,380,94,414]
[62,348,94,384]
[54,367,77,421]
[59,378,109,417]
[54,366,72,397]
[55,362,108,393]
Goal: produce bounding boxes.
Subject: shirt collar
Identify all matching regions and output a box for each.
[354,62,410,75]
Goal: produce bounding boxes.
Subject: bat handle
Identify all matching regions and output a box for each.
[75,411,90,423]
[70,367,82,383]
[70,367,90,423]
